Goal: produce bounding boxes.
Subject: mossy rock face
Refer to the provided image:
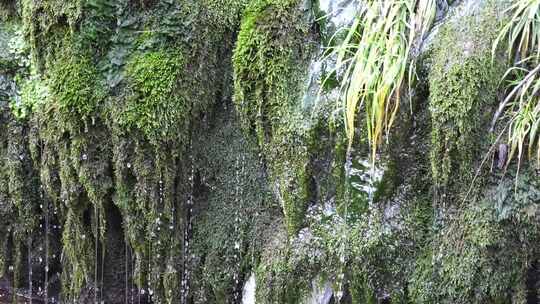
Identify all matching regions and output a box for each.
[428,0,509,200]
[410,168,540,303]
[233,0,320,235]
[2,0,540,303]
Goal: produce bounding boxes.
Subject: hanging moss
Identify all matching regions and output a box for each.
[233,0,318,235]
[20,0,82,70]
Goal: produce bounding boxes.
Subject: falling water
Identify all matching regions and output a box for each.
[125,238,128,304]
[304,280,333,304]
[44,185,49,304]
[27,236,32,304]
[240,273,256,304]
[181,141,195,304]
[303,0,363,301]
[233,154,245,302]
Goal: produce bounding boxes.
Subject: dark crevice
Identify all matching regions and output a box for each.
[527,259,539,304]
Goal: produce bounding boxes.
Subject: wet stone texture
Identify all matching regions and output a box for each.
[0,0,539,303]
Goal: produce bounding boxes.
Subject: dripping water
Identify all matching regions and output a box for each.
[181,140,194,304]
[44,184,49,304]
[240,273,255,304]
[27,236,32,304]
[233,154,244,302]
[94,202,99,304]
[125,238,128,304]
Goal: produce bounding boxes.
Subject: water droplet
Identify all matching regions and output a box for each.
[169,225,174,230]
[127,163,131,168]
[140,289,146,295]
[82,234,86,239]
[8,265,13,271]
[82,154,88,161]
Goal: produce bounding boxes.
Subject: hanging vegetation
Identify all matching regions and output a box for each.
[492,0,540,168]
[323,0,436,160]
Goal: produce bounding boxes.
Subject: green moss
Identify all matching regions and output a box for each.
[61,209,95,301]
[410,169,540,303]
[121,49,186,141]
[428,0,508,195]
[48,51,105,122]
[11,74,49,119]
[254,224,313,304]
[21,0,82,70]
[202,0,250,30]
[233,0,316,235]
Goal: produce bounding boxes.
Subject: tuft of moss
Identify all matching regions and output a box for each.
[48,51,105,122]
[121,49,186,141]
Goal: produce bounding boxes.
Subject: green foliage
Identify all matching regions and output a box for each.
[410,170,540,303]
[202,0,250,29]
[322,0,436,161]
[122,49,185,141]
[62,209,95,301]
[492,0,540,168]
[21,0,83,69]
[11,74,49,119]
[48,52,105,121]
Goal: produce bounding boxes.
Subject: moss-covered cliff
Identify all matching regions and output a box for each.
[0,0,539,303]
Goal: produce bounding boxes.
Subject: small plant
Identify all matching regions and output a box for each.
[492,0,540,168]
[322,0,437,161]
[11,74,50,119]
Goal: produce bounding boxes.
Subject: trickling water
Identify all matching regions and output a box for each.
[349,158,385,202]
[304,280,333,304]
[28,236,32,304]
[302,2,379,302]
[43,185,49,304]
[319,0,359,29]
[181,141,195,304]
[240,273,256,304]
[233,156,243,302]
[301,0,360,113]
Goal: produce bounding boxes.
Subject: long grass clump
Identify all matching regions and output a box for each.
[322,0,437,161]
[492,0,540,168]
